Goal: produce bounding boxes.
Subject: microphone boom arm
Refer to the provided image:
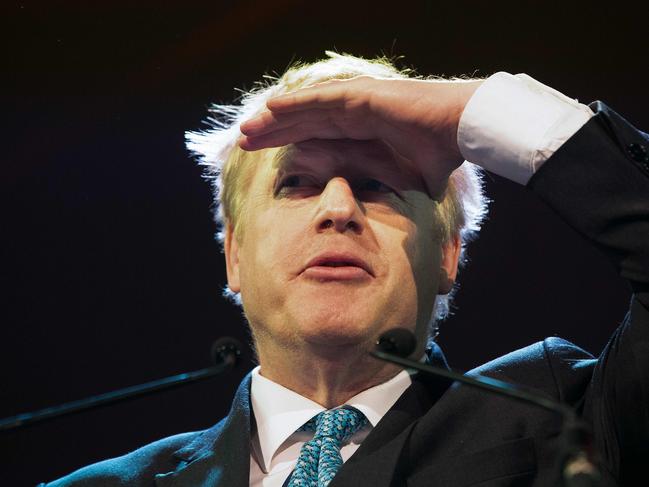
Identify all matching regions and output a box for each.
[370,349,573,417]
[0,337,241,432]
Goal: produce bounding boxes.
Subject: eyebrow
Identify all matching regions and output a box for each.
[271,145,300,170]
[269,142,431,200]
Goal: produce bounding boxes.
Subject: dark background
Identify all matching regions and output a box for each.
[2,1,646,485]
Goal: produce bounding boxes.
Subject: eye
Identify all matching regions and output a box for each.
[275,174,320,197]
[280,174,303,188]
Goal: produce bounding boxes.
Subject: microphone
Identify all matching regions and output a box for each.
[371,328,601,487]
[211,336,243,367]
[0,337,242,433]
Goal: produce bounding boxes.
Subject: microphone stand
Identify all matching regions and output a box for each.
[0,337,241,433]
[371,330,602,487]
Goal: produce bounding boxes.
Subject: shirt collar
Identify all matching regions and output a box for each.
[250,366,412,473]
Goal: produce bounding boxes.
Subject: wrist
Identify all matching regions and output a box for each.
[451,80,485,160]
[435,80,484,166]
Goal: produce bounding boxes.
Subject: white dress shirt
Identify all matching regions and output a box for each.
[248,72,595,487]
[459,72,594,184]
[249,367,412,487]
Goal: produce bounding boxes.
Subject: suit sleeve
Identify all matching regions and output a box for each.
[526,101,649,483]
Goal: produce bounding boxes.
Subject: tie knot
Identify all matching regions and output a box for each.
[300,407,367,444]
[289,407,368,487]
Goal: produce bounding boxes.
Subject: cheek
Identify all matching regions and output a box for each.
[396,215,441,302]
[237,209,308,299]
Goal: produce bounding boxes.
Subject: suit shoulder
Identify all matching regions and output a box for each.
[541,337,598,404]
[41,429,206,487]
[469,338,597,403]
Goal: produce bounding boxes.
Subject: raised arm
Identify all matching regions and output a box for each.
[527,102,649,483]
[239,71,649,481]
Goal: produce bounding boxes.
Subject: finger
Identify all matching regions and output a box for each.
[238,121,350,151]
[266,78,362,113]
[240,108,331,137]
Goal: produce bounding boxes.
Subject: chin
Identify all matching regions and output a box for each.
[291,300,380,347]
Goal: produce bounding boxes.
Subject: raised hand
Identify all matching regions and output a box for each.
[238,75,482,198]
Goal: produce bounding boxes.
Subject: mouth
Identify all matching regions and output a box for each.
[302,253,374,281]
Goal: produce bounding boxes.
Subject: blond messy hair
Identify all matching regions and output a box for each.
[186,51,488,325]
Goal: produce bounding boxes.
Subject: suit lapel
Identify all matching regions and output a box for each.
[154,373,253,487]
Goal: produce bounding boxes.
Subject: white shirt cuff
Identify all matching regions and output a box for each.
[457,72,595,185]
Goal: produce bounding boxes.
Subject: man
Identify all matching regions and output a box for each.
[43,52,648,486]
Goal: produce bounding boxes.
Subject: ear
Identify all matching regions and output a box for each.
[438,234,461,295]
[223,223,241,293]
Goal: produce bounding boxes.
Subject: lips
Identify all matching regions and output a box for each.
[302,252,374,281]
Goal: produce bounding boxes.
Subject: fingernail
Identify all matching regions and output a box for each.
[237,135,249,149]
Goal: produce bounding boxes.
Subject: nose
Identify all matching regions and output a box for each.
[315,177,364,233]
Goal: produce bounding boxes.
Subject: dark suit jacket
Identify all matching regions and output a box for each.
[42,102,649,486]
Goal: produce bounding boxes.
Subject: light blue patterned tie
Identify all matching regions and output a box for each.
[287,407,368,487]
